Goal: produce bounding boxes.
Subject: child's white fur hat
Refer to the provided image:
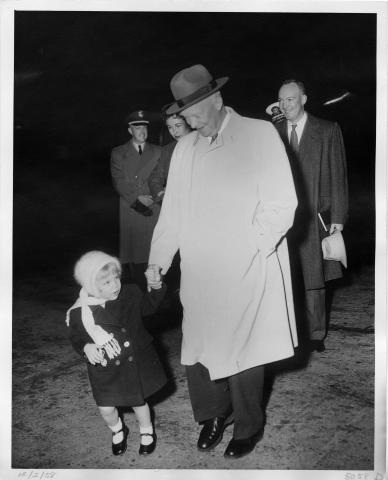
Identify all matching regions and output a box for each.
[74,251,121,297]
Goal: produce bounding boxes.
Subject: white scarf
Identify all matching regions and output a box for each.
[66,287,121,360]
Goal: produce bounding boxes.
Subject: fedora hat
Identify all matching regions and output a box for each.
[166,64,229,115]
[321,231,347,268]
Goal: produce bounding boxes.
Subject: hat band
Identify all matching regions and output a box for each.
[176,80,218,108]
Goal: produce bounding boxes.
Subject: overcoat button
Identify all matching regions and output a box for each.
[115,359,121,366]
[128,356,133,362]
[121,327,126,332]
[124,341,130,347]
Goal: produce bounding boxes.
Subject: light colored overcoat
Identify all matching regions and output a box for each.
[149,108,298,380]
[111,141,161,264]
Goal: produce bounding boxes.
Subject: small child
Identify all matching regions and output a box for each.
[66,250,167,456]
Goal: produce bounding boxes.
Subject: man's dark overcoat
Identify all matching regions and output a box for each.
[111,141,161,264]
[275,113,348,290]
[68,284,167,406]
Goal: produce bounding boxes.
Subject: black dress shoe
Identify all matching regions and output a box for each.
[112,424,129,456]
[139,433,156,455]
[309,340,326,352]
[197,416,228,451]
[224,430,263,459]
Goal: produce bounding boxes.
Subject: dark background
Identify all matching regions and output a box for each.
[13,11,376,281]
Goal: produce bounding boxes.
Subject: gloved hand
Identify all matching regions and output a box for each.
[330,223,344,234]
[138,195,154,207]
[131,199,153,216]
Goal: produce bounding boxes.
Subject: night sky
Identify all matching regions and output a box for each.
[12,10,377,275]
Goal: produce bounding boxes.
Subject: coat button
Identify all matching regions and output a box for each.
[124,341,130,347]
[115,359,121,366]
[128,356,133,362]
[121,327,126,333]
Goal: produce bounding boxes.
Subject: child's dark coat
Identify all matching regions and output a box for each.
[68,284,167,406]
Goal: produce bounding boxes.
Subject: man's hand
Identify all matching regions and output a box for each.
[145,264,163,292]
[83,343,105,365]
[330,223,344,234]
[138,195,154,207]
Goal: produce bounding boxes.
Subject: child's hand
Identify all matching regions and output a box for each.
[83,343,105,365]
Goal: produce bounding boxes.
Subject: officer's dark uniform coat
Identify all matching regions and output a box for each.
[111,141,161,264]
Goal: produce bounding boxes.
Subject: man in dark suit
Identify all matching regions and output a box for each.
[276,79,348,353]
[110,110,161,289]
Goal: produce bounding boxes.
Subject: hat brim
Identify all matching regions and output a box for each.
[166,77,229,115]
[128,121,149,126]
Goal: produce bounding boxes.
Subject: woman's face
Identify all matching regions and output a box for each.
[166,115,191,141]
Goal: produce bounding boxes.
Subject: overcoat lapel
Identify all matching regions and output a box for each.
[193,131,225,158]
[298,115,321,161]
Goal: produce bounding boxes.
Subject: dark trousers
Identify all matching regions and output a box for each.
[306,288,326,340]
[186,362,264,439]
[288,244,327,343]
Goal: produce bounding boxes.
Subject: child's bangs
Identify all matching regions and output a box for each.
[97,261,122,279]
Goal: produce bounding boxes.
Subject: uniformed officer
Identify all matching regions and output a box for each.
[110,110,161,289]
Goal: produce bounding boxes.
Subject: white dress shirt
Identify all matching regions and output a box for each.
[287,112,307,145]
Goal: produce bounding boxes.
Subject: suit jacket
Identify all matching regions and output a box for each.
[110,141,161,263]
[275,113,348,289]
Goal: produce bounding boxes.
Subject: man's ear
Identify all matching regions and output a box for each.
[214,91,224,111]
[302,94,307,106]
[128,126,133,136]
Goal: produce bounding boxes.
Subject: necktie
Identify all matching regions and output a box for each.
[210,133,218,144]
[290,124,298,154]
[138,145,142,155]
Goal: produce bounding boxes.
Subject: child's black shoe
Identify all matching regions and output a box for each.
[139,433,156,455]
[112,424,129,456]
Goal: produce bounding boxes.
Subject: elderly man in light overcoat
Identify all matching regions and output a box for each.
[145,65,298,459]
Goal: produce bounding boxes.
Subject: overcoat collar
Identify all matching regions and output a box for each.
[192,107,238,154]
[90,296,127,327]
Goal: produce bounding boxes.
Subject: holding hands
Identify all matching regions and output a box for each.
[145,264,164,292]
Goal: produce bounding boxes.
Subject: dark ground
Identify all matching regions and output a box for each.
[11,260,376,471]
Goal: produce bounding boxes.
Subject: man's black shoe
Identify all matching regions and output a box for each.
[197,416,228,451]
[309,340,326,352]
[224,430,263,459]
